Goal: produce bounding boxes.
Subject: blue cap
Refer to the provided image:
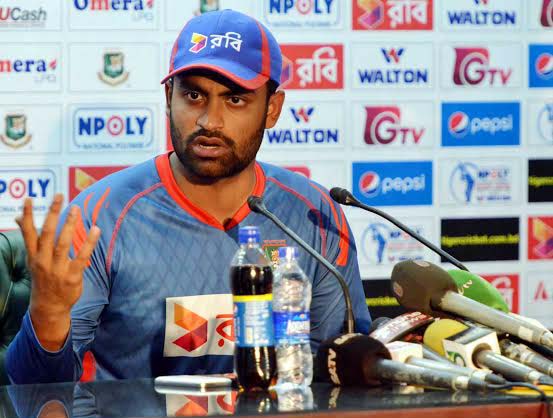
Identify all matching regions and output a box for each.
[162,10,282,89]
[278,246,298,260]
[238,226,260,244]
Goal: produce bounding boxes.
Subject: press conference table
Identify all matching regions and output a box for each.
[0,379,550,418]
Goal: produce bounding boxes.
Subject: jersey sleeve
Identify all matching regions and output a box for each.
[6,190,112,384]
[309,198,371,352]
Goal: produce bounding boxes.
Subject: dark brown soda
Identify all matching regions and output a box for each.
[231,265,277,391]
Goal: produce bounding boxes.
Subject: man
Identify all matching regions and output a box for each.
[7,10,370,384]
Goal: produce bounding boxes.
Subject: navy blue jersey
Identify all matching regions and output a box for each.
[7,154,370,384]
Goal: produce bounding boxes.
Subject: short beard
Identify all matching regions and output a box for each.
[169,110,266,182]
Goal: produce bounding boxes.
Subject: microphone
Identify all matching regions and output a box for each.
[329,187,468,271]
[247,196,355,334]
[390,260,553,349]
[315,333,490,391]
[424,319,553,386]
[500,339,553,378]
[370,315,505,384]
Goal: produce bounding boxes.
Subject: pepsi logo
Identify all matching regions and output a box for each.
[359,171,381,197]
[448,111,469,137]
[536,53,553,79]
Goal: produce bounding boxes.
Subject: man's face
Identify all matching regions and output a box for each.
[166,74,283,181]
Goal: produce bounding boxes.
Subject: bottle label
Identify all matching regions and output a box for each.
[233,294,274,347]
[273,312,310,345]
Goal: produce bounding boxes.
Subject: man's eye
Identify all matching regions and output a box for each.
[186,91,201,100]
[229,96,245,105]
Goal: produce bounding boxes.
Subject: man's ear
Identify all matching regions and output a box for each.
[164,79,173,117]
[265,90,285,129]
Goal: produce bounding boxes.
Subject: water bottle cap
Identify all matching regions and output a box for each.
[238,226,261,244]
[278,246,298,260]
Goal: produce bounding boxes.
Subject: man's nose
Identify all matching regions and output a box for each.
[197,100,224,131]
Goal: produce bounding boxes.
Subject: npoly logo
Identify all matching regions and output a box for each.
[73,107,153,150]
[453,47,512,86]
[164,294,234,357]
[364,106,425,145]
[353,161,432,206]
[264,0,339,28]
[0,169,57,218]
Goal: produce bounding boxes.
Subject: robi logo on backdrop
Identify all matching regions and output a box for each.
[164,295,234,358]
[535,53,553,79]
[453,47,512,86]
[364,106,425,145]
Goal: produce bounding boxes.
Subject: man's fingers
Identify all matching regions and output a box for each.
[36,194,64,258]
[70,226,101,274]
[15,198,38,259]
[53,205,79,263]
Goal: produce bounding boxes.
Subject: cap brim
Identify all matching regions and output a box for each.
[161,62,270,90]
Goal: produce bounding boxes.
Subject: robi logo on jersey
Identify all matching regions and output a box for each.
[364,106,425,145]
[453,47,512,86]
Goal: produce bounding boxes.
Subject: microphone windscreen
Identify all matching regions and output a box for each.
[315,334,391,386]
[329,187,349,205]
[391,260,458,315]
[423,319,468,356]
[448,270,510,313]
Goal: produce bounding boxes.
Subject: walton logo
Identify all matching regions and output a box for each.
[542,0,553,27]
[73,0,154,11]
[291,107,314,123]
[453,47,512,86]
[164,295,234,357]
[189,33,208,53]
[364,106,425,145]
[381,48,404,64]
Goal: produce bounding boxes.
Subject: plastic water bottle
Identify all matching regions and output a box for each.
[230,226,276,390]
[272,246,313,387]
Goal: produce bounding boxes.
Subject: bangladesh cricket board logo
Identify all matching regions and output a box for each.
[1,114,31,148]
[98,52,129,86]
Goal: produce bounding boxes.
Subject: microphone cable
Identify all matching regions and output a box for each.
[488,382,551,418]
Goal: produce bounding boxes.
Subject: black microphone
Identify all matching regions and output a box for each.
[247,196,355,334]
[315,334,490,391]
[329,187,468,271]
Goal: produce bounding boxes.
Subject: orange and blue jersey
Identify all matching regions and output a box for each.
[6,153,370,384]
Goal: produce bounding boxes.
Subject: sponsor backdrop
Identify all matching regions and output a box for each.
[1,0,552,326]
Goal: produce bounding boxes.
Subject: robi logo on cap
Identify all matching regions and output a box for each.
[189,33,208,53]
[359,172,381,197]
[536,53,553,79]
[448,111,470,137]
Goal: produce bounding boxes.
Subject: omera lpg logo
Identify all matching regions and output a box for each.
[353,161,432,206]
[164,294,234,358]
